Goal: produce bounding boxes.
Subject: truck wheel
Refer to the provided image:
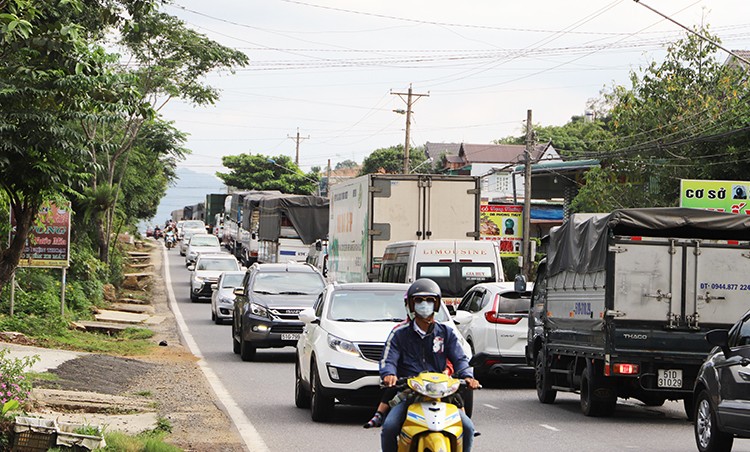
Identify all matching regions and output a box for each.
[535,352,557,404]
[580,367,616,417]
[310,360,334,422]
[694,390,733,452]
[294,358,311,409]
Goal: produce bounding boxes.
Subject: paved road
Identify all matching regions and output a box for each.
[164,247,750,452]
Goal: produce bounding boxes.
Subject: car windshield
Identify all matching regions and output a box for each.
[252,272,324,295]
[197,258,239,271]
[221,273,245,288]
[327,290,451,322]
[190,236,220,247]
[416,263,496,297]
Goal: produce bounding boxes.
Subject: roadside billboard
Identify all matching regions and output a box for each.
[479,203,523,257]
[680,179,750,214]
[10,201,71,268]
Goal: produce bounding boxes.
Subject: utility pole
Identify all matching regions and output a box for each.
[327,159,332,198]
[288,128,310,166]
[522,109,534,280]
[391,84,429,173]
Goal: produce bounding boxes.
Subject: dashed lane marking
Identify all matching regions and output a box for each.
[483,403,498,409]
[540,424,560,432]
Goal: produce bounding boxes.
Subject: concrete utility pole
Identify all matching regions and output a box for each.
[522,109,534,280]
[391,84,429,173]
[288,128,310,166]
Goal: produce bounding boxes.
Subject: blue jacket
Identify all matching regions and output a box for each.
[380,320,473,379]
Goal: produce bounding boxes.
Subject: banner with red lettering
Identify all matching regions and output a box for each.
[10,201,71,268]
[479,203,523,257]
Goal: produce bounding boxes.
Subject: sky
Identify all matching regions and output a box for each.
[157,0,750,176]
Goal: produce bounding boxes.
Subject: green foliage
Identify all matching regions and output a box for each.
[576,27,750,209]
[501,257,520,281]
[0,348,38,407]
[335,159,359,170]
[217,153,320,194]
[358,145,429,175]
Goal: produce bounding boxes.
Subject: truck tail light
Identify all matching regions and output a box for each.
[484,293,523,324]
[612,363,639,375]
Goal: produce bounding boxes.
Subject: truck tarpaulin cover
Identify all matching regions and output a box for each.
[258,195,329,244]
[548,207,750,276]
[241,191,283,230]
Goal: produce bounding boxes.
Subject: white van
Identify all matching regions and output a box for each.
[379,240,503,307]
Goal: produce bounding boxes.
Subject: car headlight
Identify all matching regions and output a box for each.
[249,302,270,318]
[327,334,360,357]
[218,295,235,305]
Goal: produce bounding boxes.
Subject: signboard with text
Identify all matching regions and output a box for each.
[479,204,523,257]
[10,201,71,268]
[680,179,750,214]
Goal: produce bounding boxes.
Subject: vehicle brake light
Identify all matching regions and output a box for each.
[459,259,472,262]
[484,312,523,324]
[629,236,643,241]
[439,259,452,262]
[612,363,639,375]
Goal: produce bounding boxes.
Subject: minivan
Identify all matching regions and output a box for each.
[379,240,503,307]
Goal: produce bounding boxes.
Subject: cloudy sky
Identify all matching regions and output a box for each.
[158,0,750,175]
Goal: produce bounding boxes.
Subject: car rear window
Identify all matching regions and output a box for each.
[184,221,205,229]
[495,291,532,314]
[191,236,220,246]
[197,258,239,271]
[252,272,324,295]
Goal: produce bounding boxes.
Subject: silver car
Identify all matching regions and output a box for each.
[211,271,245,325]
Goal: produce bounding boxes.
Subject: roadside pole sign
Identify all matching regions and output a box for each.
[10,201,71,268]
[479,203,523,257]
[8,200,72,316]
[680,179,750,214]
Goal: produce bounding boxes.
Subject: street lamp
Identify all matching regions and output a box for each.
[409,157,434,174]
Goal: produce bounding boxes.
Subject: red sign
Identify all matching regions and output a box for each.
[10,201,71,268]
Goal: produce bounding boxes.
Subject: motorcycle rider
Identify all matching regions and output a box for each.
[379,278,480,452]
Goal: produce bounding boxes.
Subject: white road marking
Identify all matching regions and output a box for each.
[483,403,498,409]
[540,424,560,432]
[163,246,269,452]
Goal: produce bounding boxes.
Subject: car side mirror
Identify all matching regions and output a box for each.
[298,308,319,325]
[446,304,456,316]
[251,232,257,240]
[210,284,218,290]
[187,265,195,272]
[233,287,245,297]
[514,274,527,293]
[315,241,322,251]
[705,329,732,357]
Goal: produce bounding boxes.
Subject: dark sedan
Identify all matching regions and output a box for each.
[693,309,750,452]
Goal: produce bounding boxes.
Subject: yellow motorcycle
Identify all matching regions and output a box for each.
[395,372,469,452]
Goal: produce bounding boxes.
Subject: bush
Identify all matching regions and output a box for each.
[0,348,38,407]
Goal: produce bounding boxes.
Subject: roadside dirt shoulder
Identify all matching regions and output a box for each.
[31,242,246,452]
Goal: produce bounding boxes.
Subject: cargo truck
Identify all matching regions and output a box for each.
[205,193,226,236]
[257,194,329,264]
[327,174,481,283]
[527,208,750,418]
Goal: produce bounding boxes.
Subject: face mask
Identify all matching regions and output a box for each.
[414,301,435,319]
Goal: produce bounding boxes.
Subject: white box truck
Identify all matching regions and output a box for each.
[528,208,750,418]
[327,174,481,283]
[257,194,329,264]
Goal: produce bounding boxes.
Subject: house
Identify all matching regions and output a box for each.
[320,166,360,197]
[425,141,562,201]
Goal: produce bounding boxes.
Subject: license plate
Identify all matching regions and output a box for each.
[281,333,300,341]
[657,369,683,388]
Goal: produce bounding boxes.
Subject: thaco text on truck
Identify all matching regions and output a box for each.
[527,208,750,418]
[257,194,329,264]
[327,174,481,283]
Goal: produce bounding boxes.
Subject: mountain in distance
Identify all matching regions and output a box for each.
[148,167,227,228]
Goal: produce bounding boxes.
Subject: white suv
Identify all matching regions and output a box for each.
[295,282,471,422]
[188,253,241,302]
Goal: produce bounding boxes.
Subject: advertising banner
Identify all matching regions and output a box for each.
[680,179,750,214]
[10,201,71,268]
[479,203,523,257]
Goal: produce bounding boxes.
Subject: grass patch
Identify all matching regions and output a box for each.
[133,390,152,397]
[36,329,155,356]
[26,371,59,382]
[99,417,178,452]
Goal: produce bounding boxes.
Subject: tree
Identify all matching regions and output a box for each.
[359,145,428,175]
[573,27,750,211]
[0,0,113,293]
[79,6,248,261]
[217,154,320,195]
[335,159,359,170]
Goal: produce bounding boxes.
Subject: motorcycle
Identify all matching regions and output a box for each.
[392,372,474,452]
[165,231,176,249]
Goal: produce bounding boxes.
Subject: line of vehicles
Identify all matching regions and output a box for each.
[165,180,749,451]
